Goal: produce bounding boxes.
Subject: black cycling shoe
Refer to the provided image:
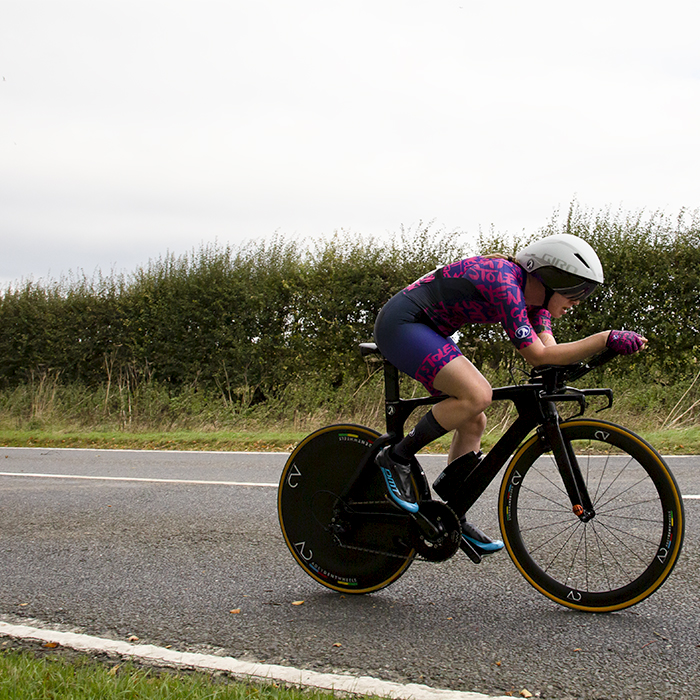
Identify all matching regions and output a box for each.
[460,518,504,555]
[376,446,419,513]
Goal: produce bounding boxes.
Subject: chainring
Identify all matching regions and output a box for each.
[408,500,461,562]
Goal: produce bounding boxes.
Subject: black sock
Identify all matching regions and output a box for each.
[393,410,448,462]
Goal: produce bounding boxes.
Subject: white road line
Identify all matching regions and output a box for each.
[0,472,277,487]
[0,621,513,700]
[1,471,699,499]
[1,446,290,455]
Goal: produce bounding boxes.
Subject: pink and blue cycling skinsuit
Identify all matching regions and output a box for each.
[374,256,552,395]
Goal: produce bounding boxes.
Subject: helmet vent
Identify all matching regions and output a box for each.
[574,253,591,269]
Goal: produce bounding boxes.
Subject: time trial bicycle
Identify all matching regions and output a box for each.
[278,344,684,612]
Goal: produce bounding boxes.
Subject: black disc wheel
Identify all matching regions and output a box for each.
[278,424,416,594]
[499,419,684,612]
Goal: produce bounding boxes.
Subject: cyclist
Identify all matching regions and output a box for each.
[373,233,647,554]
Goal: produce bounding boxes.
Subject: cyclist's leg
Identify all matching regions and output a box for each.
[429,357,503,554]
[375,301,490,466]
[373,297,455,511]
[374,295,498,553]
[430,356,492,461]
[376,324,502,551]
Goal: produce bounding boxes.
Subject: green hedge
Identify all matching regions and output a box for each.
[1,207,698,404]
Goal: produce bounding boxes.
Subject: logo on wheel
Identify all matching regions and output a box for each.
[287,464,302,488]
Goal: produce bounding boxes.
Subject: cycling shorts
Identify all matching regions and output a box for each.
[374,291,463,396]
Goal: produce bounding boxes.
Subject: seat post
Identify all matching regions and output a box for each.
[383,359,404,439]
[358,342,410,440]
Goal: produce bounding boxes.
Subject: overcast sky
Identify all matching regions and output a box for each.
[2,1,699,289]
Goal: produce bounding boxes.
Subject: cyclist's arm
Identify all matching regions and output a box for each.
[538,331,557,348]
[518,331,610,367]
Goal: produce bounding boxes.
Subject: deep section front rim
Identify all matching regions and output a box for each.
[499,419,684,612]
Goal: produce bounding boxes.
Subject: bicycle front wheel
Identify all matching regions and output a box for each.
[499,419,684,612]
[278,424,415,594]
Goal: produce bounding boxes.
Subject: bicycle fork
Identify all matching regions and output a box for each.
[540,402,596,522]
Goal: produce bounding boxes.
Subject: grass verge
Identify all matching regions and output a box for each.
[0,429,306,453]
[0,638,364,700]
[0,425,698,454]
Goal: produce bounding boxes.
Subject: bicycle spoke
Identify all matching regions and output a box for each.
[517,484,571,513]
[596,497,664,521]
[522,518,580,550]
[563,524,587,589]
[590,522,614,592]
[595,472,657,512]
[586,521,634,587]
[592,518,660,557]
[536,521,584,574]
[588,452,630,506]
[526,460,569,499]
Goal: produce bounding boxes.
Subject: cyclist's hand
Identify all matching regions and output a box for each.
[606,330,647,355]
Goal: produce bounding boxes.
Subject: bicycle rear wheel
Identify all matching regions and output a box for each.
[499,419,684,612]
[278,424,415,594]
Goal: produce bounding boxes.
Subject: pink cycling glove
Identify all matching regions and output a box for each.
[606,330,646,355]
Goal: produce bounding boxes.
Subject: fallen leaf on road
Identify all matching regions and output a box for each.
[292,601,305,606]
[230,609,241,614]
[333,643,342,647]
[127,636,139,643]
[42,642,59,649]
[520,690,533,698]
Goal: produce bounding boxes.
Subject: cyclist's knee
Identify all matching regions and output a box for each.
[475,386,493,413]
[473,410,488,433]
[455,407,487,433]
[444,395,490,432]
[456,383,492,416]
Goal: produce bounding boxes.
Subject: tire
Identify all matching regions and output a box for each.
[499,419,684,612]
[278,424,415,594]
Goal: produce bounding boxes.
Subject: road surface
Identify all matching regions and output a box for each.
[0,447,698,699]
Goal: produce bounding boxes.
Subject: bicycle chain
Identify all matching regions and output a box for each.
[329,499,413,559]
[330,499,458,562]
[334,537,412,560]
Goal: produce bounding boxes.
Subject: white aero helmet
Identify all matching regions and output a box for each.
[516,233,604,301]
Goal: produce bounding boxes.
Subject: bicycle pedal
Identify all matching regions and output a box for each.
[459,537,483,564]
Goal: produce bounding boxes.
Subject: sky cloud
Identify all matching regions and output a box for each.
[2,0,699,288]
